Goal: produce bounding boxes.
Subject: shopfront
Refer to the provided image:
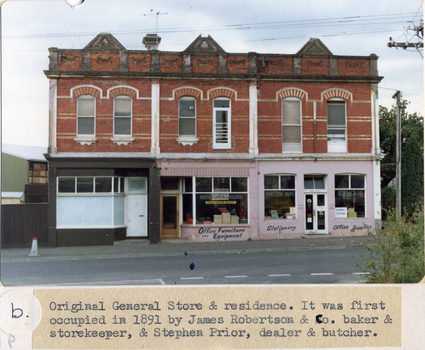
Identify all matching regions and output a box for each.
[46,156,160,247]
[258,159,377,239]
[157,159,258,242]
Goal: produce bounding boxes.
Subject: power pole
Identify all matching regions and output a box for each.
[392,91,402,216]
[388,20,423,57]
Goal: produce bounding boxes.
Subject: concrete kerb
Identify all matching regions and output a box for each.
[1,238,368,262]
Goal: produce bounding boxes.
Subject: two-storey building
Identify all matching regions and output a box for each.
[44,33,383,246]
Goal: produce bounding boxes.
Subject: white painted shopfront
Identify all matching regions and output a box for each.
[157,157,380,242]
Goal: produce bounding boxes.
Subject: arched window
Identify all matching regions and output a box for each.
[282,98,302,152]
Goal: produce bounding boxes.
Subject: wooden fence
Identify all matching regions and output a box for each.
[1,203,48,247]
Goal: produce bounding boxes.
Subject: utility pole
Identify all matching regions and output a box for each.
[392,91,402,216]
[388,20,423,57]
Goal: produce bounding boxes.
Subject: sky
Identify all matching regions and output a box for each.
[2,0,423,147]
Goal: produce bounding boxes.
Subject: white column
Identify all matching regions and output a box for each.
[249,82,258,155]
[49,79,58,154]
[371,91,381,229]
[151,80,160,154]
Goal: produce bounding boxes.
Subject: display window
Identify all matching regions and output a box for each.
[183,176,248,225]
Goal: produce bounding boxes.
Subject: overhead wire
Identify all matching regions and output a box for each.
[4,11,419,40]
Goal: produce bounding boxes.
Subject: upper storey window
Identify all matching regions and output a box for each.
[112,96,134,145]
[282,98,302,152]
[213,98,231,149]
[114,96,132,135]
[77,96,95,136]
[327,99,347,153]
[75,95,97,145]
[177,97,199,145]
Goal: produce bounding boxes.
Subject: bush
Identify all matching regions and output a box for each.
[381,186,396,219]
[355,208,424,283]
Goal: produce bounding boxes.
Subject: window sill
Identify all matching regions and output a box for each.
[111,136,134,145]
[264,217,297,221]
[74,136,98,145]
[177,137,199,146]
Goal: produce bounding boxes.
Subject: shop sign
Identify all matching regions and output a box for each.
[335,207,347,218]
[206,201,236,205]
[198,227,246,241]
[266,225,297,232]
[212,189,229,200]
[332,224,372,231]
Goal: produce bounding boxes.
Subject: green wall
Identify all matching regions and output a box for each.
[1,153,29,192]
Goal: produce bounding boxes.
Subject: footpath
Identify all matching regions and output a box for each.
[0,236,369,262]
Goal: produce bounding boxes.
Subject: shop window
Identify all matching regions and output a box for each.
[184,176,248,225]
[264,175,296,219]
[183,177,193,224]
[95,177,112,193]
[213,99,231,149]
[335,174,366,218]
[57,176,125,228]
[114,177,125,193]
[282,98,302,152]
[327,99,347,152]
[77,177,94,193]
[58,178,75,193]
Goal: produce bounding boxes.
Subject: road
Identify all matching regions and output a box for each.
[1,246,368,286]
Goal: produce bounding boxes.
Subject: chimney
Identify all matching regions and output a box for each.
[143,34,161,50]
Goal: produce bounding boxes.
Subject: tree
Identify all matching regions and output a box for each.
[401,135,424,215]
[379,100,424,213]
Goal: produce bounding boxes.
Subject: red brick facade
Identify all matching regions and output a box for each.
[46,34,381,156]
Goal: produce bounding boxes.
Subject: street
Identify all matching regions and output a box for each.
[1,246,367,286]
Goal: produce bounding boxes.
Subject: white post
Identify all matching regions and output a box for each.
[249,82,258,155]
[29,237,40,257]
[371,91,381,229]
[151,80,160,154]
[49,79,58,153]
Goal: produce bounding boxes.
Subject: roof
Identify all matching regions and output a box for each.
[2,144,48,162]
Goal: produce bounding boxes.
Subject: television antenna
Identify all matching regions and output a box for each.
[143,10,168,34]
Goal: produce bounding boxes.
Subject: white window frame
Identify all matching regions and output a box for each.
[74,95,97,145]
[335,174,366,218]
[327,98,347,153]
[264,174,297,220]
[177,97,199,145]
[112,95,134,145]
[282,98,302,152]
[213,98,231,149]
[57,176,125,229]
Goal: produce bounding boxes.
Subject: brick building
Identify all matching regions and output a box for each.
[44,33,383,246]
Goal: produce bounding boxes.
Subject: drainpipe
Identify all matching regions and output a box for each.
[313,101,317,153]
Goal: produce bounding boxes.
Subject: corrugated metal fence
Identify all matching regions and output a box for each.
[1,203,48,247]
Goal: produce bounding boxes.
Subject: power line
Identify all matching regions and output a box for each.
[4,12,418,40]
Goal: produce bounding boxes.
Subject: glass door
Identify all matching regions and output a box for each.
[161,194,179,238]
[305,194,327,234]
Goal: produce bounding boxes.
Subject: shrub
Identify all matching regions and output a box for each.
[355,208,424,283]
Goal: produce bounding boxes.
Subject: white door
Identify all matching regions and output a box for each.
[305,193,327,234]
[126,177,148,237]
